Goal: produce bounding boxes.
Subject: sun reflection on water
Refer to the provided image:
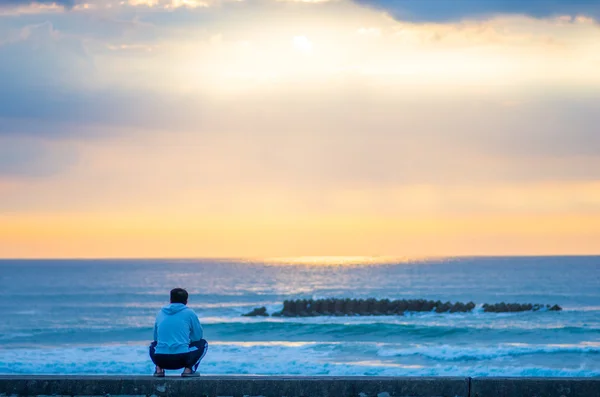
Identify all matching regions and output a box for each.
[263,256,423,266]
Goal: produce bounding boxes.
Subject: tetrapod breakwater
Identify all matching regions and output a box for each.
[242,298,562,317]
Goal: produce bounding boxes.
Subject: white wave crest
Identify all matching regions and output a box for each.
[376,342,600,361]
[0,342,599,377]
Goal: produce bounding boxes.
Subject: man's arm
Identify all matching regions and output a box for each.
[189,311,204,342]
[153,322,158,342]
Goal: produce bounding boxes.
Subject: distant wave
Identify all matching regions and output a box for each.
[2,319,599,347]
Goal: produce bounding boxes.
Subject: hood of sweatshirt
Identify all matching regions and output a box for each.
[161,303,188,315]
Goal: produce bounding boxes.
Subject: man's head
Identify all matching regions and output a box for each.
[170,288,189,305]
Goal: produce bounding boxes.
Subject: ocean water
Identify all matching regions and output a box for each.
[0,257,599,377]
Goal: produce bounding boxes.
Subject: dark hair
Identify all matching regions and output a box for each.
[170,288,188,304]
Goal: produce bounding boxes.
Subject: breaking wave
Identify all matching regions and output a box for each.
[1,342,598,377]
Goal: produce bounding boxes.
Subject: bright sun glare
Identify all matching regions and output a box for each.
[264,256,409,266]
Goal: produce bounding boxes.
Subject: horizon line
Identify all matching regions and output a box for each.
[0,254,599,261]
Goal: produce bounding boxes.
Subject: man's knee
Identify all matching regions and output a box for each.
[149,341,158,359]
[187,340,208,369]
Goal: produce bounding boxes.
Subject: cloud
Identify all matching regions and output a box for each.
[0,21,98,132]
[1,0,599,258]
[0,21,92,84]
[0,0,599,186]
[352,0,600,22]
[0,0,75,5]
[1,88,599,186]
[3,0,600,19]
[0,135,77,178]
[0,0,77,15]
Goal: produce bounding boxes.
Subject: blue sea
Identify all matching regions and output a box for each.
[0,257,599,377]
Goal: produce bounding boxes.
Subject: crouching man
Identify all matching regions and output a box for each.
[150,288,208,377]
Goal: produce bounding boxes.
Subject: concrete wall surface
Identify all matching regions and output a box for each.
[471,377,600,397]
[0,376,598,397]
[0,376,468,397]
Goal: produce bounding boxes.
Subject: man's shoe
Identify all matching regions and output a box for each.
[181,371,200,377]
[153,371,165,377]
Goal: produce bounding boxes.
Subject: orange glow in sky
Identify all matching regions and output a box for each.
[1,0,599,258]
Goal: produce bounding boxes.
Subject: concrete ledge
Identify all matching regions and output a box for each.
[471,377,600,397]
[1,376,599,397]
[0,376,468,397]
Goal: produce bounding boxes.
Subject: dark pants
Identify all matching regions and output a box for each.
[149,339,208,371]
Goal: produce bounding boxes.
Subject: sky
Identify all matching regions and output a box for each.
[1,0,599,258]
